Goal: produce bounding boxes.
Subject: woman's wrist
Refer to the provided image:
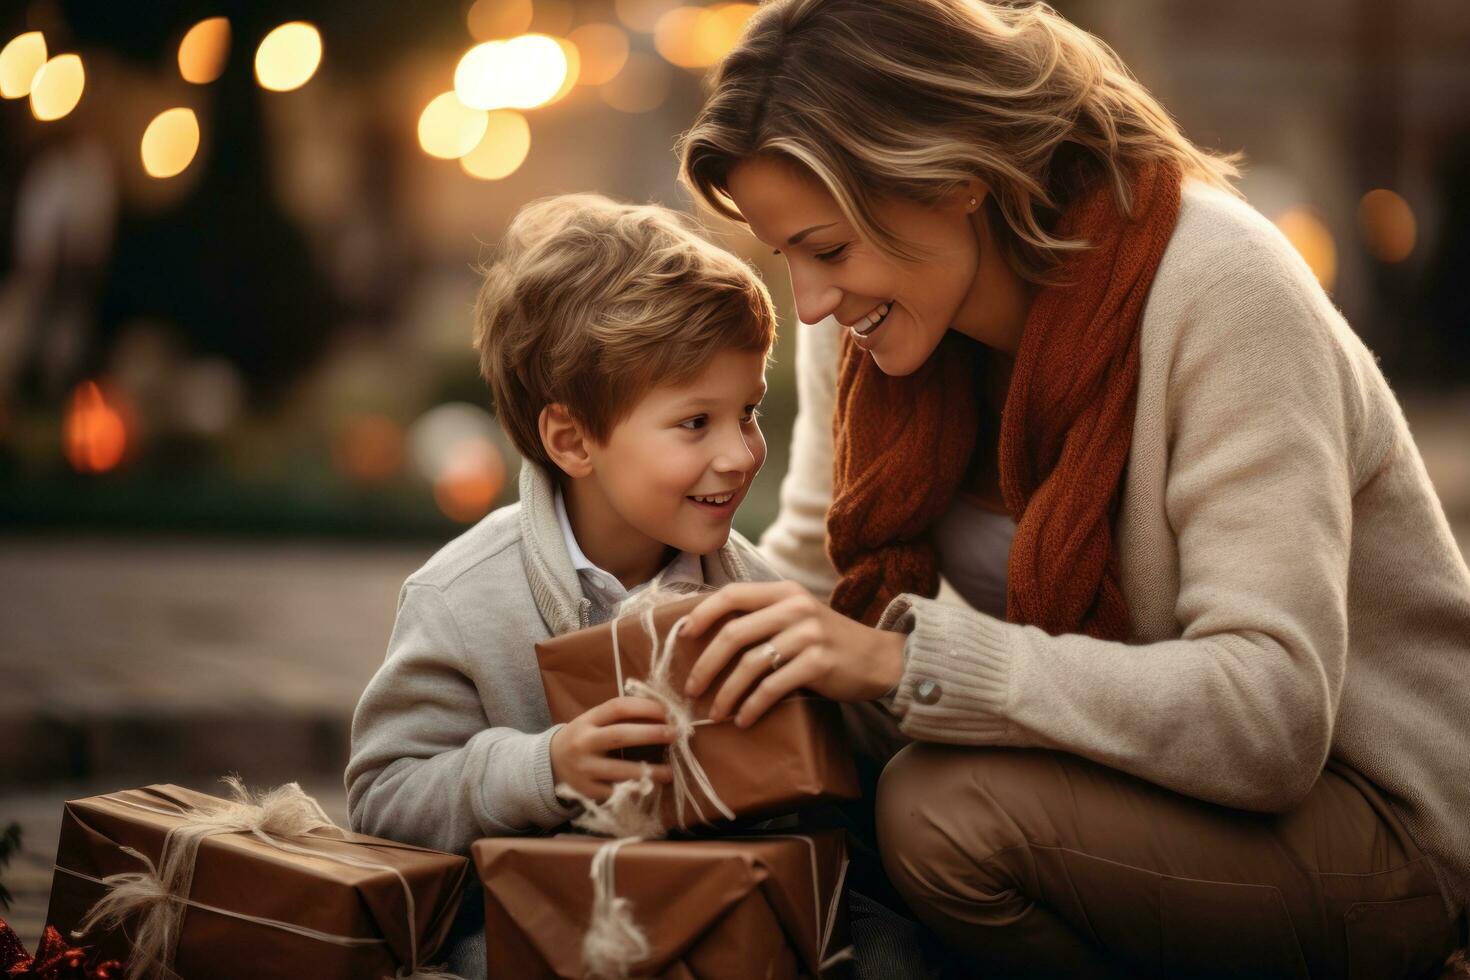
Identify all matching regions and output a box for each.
[876,627,908,700]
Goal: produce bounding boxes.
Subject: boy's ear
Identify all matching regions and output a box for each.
[538,403,594,479]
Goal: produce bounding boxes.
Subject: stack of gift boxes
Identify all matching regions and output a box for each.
[40,593,861,979]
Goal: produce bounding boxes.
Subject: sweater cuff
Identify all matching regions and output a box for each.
[876,593,1016,743]
[530,724,577,828]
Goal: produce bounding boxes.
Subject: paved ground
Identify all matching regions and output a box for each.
[1,394,1466,953]
[0,538,426,951]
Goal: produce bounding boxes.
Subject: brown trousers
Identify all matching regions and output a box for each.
[875,744,1466,979]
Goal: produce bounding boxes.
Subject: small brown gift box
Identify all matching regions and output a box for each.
[535,594,860,828]
[474,831,850,979]
[46,784,469,979]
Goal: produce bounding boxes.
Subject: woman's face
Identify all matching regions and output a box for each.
[726,154,1026,375]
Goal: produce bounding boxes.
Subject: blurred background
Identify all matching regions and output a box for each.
[1,0,1467,950]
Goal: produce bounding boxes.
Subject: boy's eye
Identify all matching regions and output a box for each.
[679,416,707,431]
[742,405,764,423]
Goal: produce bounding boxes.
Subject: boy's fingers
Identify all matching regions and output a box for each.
[591,723,677,751]
[591,696,668,725]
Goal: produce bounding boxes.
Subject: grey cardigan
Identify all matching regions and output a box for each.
[345,460,779,855]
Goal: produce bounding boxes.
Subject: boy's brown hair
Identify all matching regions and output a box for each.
[473,193,777,471]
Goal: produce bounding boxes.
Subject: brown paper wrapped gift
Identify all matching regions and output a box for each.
[46,784,469,979]
[474,831,850,979]
[535,594,860,828]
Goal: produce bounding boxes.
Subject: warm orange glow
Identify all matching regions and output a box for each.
[461,110,531,180]
[63,381,128,474]
[616,0,680,33]
[29,53,84,120]
[433,440,506,523]
[455,35,568,111]
[532,0,576,36]
[1275,206,1337,292]
[1357,189,1416,263]
[334,414,405,483]
[468,0,533,41]
[254,22,321,92]
[550,37,580,103]
[141,107,201,178]
[568,23,629,86]
[698,4,757,62]
[655,4,758,69]
[654,7,706,68]
[600,52,671,113]
[418,91,489,159]
[0,31,47,99]
[178,17,230,84]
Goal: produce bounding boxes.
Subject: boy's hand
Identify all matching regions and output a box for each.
[549,696,677,803]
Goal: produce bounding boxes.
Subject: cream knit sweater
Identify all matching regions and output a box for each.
[758,181,1470,916]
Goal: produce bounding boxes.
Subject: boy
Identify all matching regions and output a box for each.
[345,193,780,975]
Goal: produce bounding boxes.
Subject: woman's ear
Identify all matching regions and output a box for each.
[539,403,594,479]
[960,178,991,214]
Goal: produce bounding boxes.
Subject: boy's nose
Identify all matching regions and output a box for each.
[711,430,758,474]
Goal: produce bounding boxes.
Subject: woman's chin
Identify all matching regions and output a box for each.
[869,342,928,377]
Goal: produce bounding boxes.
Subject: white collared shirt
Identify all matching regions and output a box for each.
[554,487,705,616]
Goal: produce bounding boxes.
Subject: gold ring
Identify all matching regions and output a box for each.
[760,643,784,670]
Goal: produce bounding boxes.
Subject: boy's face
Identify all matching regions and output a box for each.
[585,347,769,557]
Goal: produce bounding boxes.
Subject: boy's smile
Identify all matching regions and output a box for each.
[556,347,769,589]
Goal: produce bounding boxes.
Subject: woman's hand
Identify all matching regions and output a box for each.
[680,581,906,728]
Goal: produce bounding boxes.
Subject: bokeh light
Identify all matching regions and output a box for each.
[409,402,507,521]
[418,91,489,160]
[176,359,245,435]
[550,38,580,103]
[29,53,85,121]
[63,381,128,474]
[178,17,230,84]
[530,0,576,36]
[467,0,534,41]
[255,22,322,92]
[600,52,672,113]
[434,439,506,523]
[615,0,682,33]
[455,35,568,111]
[568,23,629,86]
[460,110,532,180]
[0,31,47,100]
[655,4,758,69]
[1358,188,1416,263]
[653,7,706,68]
[333,414,406,484]
[140,108,201,179]
[1275,206,1338,292]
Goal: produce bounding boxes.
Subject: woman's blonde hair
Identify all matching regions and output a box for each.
[473,193,776,472]
[678,0,1242,282]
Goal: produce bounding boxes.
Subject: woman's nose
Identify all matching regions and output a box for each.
[791,266,842,326]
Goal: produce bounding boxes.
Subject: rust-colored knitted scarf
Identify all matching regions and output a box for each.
[828,160,1182,638]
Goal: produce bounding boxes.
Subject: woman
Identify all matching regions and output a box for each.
[673,0,1470,975]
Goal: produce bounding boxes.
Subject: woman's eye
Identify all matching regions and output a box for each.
[679,416,708,431]
[814,244,848,263]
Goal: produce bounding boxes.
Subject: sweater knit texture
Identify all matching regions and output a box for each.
[759,181,1470,917]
